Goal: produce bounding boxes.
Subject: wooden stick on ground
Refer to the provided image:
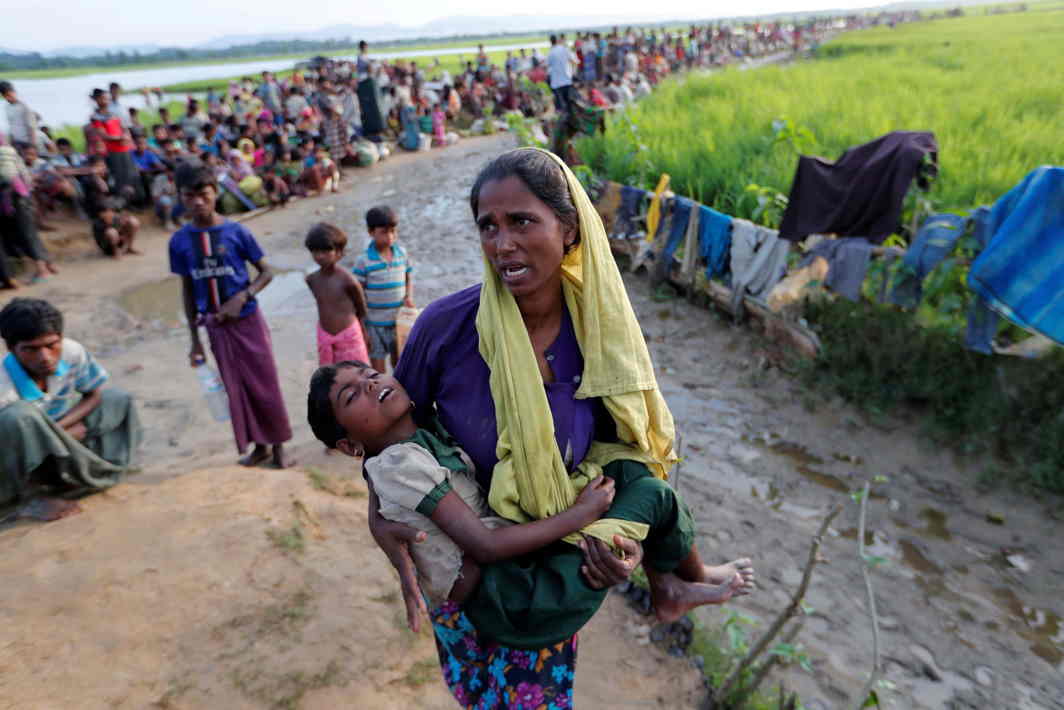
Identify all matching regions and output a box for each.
[708,504,842,708]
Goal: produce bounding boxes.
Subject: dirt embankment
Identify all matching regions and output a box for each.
[1,134,1061,709]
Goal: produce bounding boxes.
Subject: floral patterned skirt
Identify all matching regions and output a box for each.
[431,601,577,709]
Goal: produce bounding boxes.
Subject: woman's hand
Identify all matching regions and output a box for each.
[578,534,644,590]
[368,491,428,632]
[573,475,615,522]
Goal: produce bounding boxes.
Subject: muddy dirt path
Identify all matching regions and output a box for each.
[2,134,1061,709]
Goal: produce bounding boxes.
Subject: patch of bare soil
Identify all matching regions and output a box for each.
[0,457,702,709]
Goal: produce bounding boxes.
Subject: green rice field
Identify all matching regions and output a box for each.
[577,7,1064,219]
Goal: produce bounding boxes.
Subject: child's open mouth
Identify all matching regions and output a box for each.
[377,387,393,403]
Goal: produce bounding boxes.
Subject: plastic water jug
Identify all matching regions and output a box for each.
[395,306,421,356]
[195,364,230,422]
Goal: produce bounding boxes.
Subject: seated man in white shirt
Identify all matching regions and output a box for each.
[0,298,141,522]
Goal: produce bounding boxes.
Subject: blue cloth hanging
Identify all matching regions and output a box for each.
[889,213,969,308]
[697,205,732,279]
[615,185,646,236]
[966,166,1064,351]
[661,197,693,263]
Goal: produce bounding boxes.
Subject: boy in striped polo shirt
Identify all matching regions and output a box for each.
[353,206,415,372]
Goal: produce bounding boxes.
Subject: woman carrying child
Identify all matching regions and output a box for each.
[361,148,755,707]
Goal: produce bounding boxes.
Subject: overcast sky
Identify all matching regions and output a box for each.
[1,0,877,52]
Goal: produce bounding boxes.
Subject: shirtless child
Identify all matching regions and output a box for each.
[304,223,370,368]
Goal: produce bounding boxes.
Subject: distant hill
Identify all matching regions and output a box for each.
[196,24,404,50]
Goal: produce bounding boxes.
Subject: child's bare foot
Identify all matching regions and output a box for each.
[648,571,746,624]
[239,444,271,467]
[270,444,294,469]
[17,497,82,522]
[699,558,756,595]
[125,246,143,256]
[46,262,60,275]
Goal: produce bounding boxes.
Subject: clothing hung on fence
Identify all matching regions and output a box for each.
[966,166,1064,350]
[697,205,733,281]
[662,197,694,262]
[613,185,646,237]
[680,204,701,283]
[729,219,791,316]
[889,213,970,308]
[778,131,938,243]
[594,181,623,234]
[645,174,670,242]
[964,206,999,353]
[801,237,873,302]
[653,197,694,285]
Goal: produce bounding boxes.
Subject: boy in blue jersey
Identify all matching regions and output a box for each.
[352,206,415,372]
[169,162,292,468]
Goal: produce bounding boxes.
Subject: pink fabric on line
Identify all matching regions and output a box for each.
[204,307,292,453]
[317,319,370,366]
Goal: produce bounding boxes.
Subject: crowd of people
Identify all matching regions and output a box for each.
[0,16,881,290]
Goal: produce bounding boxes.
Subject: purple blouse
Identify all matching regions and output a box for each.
[395,284,611,491]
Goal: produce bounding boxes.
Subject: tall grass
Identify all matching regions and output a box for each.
[578,10,1064,216]
[579,8,1064,492]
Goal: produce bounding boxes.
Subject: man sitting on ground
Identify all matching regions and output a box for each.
[0,298,142,522]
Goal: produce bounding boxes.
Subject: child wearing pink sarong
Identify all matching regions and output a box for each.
[303,223,370,367]
[316,319,369,365]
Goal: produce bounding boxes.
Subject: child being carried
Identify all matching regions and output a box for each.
[308,361,755,641]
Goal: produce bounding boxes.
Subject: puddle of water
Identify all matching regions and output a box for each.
[118,269,308,326]
[766,439,824,467]
[118,277,184,327]
[992,587,1064,668]
[769,500,825,520]
[899,539,943,575]
[796,464,851,494]
[917,507,952,541]
[254,269,313,316]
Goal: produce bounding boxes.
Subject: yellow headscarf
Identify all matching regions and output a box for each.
[475,148,678,549]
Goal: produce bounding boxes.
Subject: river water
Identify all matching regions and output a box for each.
[6,41,547,129]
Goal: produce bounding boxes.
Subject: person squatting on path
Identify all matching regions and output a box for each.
[169,161,292,468]
[352,205,415,373]
[352,148,756,708]
[303,222,370,366]
[0,298,142,522]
